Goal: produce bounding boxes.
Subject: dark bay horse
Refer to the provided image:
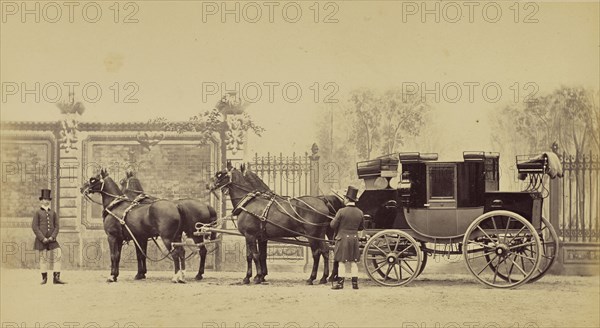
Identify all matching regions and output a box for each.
[80,169,186,283]
[120,171,218,280]
[239,163,344,282]
[209,165,343,285]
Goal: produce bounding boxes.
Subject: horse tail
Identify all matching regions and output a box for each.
[208,205,218,241]
[176,203,188,238]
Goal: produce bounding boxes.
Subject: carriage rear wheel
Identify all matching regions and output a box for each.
[363,230,422,287]
[463,210,542,289]
[484,216,559,284]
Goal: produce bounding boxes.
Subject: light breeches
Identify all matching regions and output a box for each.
[39,248,62,272]
[339,261,358,277]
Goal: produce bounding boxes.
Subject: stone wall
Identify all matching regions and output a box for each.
[0,121,221,275]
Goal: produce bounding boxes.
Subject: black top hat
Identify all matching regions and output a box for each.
[39,189,52,200]
[345,186,359,202]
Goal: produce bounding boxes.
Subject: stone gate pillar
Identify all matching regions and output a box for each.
[56,96,85,269]
[216,94,251,272]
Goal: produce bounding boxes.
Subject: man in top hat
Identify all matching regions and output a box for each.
[32,189,66,284]
[330,186,364,290]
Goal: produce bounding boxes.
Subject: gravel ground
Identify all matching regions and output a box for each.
[1,269,598,328]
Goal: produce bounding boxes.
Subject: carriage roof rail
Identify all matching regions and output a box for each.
[399,152,438,163]
[463,151,500,161]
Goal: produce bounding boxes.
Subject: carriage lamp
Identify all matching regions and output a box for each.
[399,172,412,210]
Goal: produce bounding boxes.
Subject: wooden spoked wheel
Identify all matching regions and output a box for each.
[463,210,542,289]
[370,241,427,279]
[528,216,559,283]
[363,230,422,287]
[485,216,559,284]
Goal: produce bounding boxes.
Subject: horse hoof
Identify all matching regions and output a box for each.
[319,278,328,285]
[134,274,146,280]
[243,278,250,284]
[177,280,187,284]
[195,274,203,281]
[306,279,314,285]
[106,276,117,283]
[328,277,337,283]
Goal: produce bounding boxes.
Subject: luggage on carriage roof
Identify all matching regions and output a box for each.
[356,155,399,179]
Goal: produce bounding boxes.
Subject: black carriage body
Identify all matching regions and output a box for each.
[354,152,544,241]
[483,191,543,229]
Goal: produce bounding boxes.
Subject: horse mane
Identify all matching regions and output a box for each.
[242,170,272,193]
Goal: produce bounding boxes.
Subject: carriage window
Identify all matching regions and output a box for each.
[428,166,455,199]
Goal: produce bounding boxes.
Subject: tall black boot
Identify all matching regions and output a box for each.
[53,272,66,284]
[41,272,47,285]
[331,277,344,290]
[352,277,359,290]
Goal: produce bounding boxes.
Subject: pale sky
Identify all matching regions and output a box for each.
[1,1,598,160]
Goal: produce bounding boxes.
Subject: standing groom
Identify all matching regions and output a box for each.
[32,189,66,284]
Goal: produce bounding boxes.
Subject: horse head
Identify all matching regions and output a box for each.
[208,166,233,192]
[208,163,255,195]
[80,169,122,197]
[119,170,143,195]
[119,170,134,187]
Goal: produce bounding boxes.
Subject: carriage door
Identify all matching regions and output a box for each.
[425,163,458,236]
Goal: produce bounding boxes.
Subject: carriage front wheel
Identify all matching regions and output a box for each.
[462,210,542,289]
[363,230,422,287]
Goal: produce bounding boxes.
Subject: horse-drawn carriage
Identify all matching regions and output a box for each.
[203,151,560,289]
[80,149,559,289]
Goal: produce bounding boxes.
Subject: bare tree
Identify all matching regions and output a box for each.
[348,89,382,160]
[380,89,429,155]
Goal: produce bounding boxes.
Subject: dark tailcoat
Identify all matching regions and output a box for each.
[32,208,60,251]
[330,204,364,262]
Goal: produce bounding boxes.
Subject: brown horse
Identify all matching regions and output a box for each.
[238,163,344,282]
[119,171,218,280]
[209,165,342,285]
[80,169,186,283]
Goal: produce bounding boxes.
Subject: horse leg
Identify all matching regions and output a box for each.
[319,241,330,284]
[325,227,339,282]
[329,260,340,282]
[196,236,206,280]
[250,238,263,284]
[163,238,182,283]
[244,235,262,284]
[134,238,148,280]
[307,241,321,285]
[107,235,122,283]
[243,238,253,285]
[258,239,268,283]
[179,245,187,283]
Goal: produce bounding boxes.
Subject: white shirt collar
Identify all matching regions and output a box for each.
[41,206,51,211]
[346,202,356,206]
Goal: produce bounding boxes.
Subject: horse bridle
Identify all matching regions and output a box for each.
[211,170,263,204]
[82,177,128,205]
